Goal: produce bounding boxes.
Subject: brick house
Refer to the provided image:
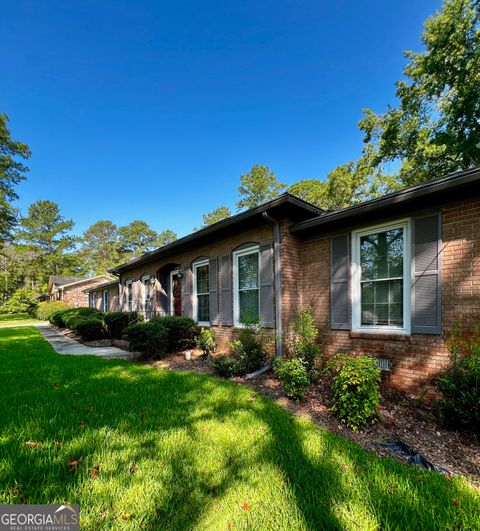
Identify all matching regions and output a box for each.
[45,275,113,307]
[84,279,120,313]
[109,168,480,395]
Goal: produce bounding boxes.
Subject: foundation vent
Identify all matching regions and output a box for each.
[376,357,392,371]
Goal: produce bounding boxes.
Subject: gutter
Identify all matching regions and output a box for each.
[246,211,283,379]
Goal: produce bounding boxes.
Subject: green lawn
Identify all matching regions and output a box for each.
[0,327,478,530]
[0,313,42,327]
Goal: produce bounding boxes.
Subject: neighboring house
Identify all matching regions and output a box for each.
[84,279,120,313]
[45,275,113,307]
[109,167,480,395]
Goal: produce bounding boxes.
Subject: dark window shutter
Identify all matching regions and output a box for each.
[412,214,442,334]
[259,243,274,328]
[220,255,232,326]
[209,258,219,325]
[156,271,169,317]
[183,266,193,318]
[330,234,350,330]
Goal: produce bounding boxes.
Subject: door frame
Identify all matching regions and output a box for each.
[169,269,181,316]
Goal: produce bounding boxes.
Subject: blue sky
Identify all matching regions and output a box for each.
[2,0,441,237]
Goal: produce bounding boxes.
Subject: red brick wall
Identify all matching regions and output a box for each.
[118,223,275,352]
[291,197,480,396]
[60,278,112,307]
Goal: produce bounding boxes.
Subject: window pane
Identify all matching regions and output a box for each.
[239,289,259,323]
[361,279,403,327]
[360,228,403,280]
[238,253,259,290]
[196,264,209,294]
[197,293,209,322]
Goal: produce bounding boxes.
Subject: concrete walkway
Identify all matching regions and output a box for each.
[36,324,132,359]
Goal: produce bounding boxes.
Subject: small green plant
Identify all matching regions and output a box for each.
[231,323,269,373]
[288,307,321,374]
[437,324,480,433]
[35,301,71,320]
[70,317,106,341]
[329,354,381,430]
[273,358,310,400]
[210,354,246,378]
[196,327,216,356]
[124,320,169,359]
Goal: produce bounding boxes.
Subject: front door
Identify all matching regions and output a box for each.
[170,270,182,316]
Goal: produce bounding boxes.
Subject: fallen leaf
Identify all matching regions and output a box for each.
[91,464,100,479]
[452,498,459,506]
[79,421,85,429]
[129,463,137,475]
[242,503,251,511]
[342,463,351,472]
[68,458,80,473]
[55,440,63,449]
[25,441,42,448]
[10,487,19,496]
[121,513,132,521]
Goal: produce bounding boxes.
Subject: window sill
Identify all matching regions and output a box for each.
[350,330,410,341]
[197,322,210,327]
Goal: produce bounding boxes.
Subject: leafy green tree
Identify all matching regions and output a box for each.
[81,220,120,274]
[155,229,177,248]
[196,206,232,230]
[16,200,76,287]
[119,220,159,257]
[0,114,31,243]
[236,165,286,210]
[356,0,480,186]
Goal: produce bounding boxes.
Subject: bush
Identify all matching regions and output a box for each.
[104,311,138,339]
[35,301,71,320]
[437,325,480,433]
[288,307,322,374]
[329,354,381,430]
[210,355,246,378]
[153,316,196,352]
[230,324,269,373]
[70,317,106,341]
[273,358,310,400]
[0,288,37,315]
[49,310,68,327]
[63,307,103,328]
[124,320,169,359]
[196,327,216,356]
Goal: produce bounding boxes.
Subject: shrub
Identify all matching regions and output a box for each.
[124,320,169,358]
[153,316,196,352]
[437,325,480,433]
[49,310,68,327]
[273,358,310,400]
[70,317,106,341]
[230,324,269,373]
[35,301,71,320]
[196,327,216,356]
[104,311,138,339]
[288,307,322,374]
[62,307,103,328]
[329,354,381,430]
[0,288,37,315]
[210,355,246,378]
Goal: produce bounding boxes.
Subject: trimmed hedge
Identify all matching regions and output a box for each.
[124,320,169,358]
[104,311,138,339]
[35,301,72,321]
[152,316,196,352]
[70,317,106,341]
[49,307,102,328]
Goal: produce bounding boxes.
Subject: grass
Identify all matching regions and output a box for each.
[0,327,479,530]
[0,312,42,327]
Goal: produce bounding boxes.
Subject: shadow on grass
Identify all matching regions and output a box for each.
[0,327,479,530]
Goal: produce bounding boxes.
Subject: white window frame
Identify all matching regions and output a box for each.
[141,275,152,320]
[192,259,210,326]
[102,289,109,312]
[351,219,411,334]
[126,280,134,312]
[91,292,97,309]
[233,245,260,327]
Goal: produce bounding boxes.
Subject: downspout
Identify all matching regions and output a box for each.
[245,211,282,378]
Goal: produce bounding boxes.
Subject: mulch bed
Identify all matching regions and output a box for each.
[149,349,480,484]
